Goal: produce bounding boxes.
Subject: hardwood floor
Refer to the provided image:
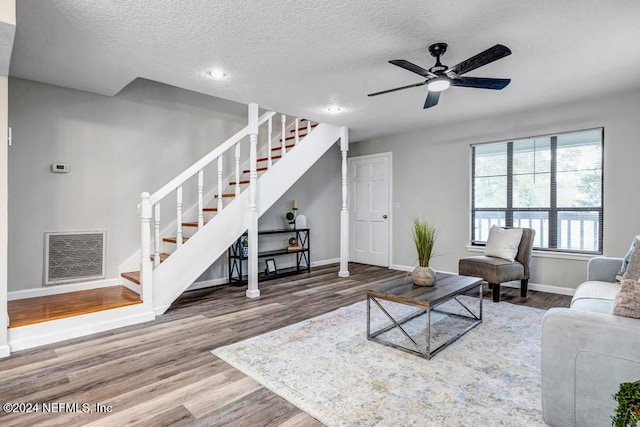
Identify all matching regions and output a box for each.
[0,264,571,426]
[7,286,142,328]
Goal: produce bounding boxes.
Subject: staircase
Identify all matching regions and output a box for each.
[6,105,346,353]
[121,105,345,314]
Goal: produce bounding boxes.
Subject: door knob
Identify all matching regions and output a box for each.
[383,215,388,219]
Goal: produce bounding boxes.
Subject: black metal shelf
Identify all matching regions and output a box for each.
[228,228,310,285]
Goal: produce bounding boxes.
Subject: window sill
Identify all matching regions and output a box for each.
[465,245,597,261]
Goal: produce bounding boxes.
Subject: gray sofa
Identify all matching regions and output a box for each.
[541,256,640,427]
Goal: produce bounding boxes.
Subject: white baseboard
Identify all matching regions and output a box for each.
[8,304,155,352]
[8,278,120,301]
[389,264,414,272]
[500,281,575,296]
[0,344,10,358]
[388,264,576,296]
[188,277,229,291]
[311,258,340,267]
[185,258,340,293]
[154,304,170,316]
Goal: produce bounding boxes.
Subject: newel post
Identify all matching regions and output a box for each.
[339,127,350,277]
[139,192,154,303]
[246,103,260,298]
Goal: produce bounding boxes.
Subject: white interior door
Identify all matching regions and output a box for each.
[349,153,390,266]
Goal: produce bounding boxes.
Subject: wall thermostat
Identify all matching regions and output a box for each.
[51,163,70,173]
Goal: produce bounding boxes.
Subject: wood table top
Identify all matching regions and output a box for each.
[366,272,483,308]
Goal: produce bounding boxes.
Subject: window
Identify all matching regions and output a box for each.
[471,128,603,254]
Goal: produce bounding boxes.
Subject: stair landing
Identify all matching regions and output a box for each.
[8,286,142,328]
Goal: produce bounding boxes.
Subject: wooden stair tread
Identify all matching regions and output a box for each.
[281,133,307,142]
[272,144,295,152]
[229,180,250,186]
[290,123,317,133]
[182,221,208,227]
[214,193,235,198]
[203,207,218,212]
[242,166,268,174]
[8,286,142,328]
[257,155,281,162]
[154,253,170,263]
[163,236,190,244]
[121,271,141,284]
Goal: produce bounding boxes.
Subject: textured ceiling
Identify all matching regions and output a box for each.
[9,1,640,141]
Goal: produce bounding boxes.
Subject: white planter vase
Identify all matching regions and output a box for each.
[412,266,436,287]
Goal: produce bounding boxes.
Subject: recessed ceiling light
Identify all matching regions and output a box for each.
[206,69,226,80]
[327,105,342,113]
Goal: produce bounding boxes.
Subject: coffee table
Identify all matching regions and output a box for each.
[366,272,483,359]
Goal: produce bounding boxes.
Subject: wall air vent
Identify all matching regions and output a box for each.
[44,231,106,285]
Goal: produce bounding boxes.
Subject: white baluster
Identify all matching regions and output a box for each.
[267,116,273,168]
[281,113,286,155]
[154,203,161,267]
[197,169,204,229]
[176,185,183,248]
[307,119,311,135]
[139,192,153,302]
[235,142,241,197]
[217,155,224,211]
[295,117,300,145]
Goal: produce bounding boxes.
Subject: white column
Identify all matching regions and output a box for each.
[139,192,154,304]
[339,127,350,277]
[246,103,260,298]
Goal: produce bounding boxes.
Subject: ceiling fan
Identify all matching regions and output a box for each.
[368,43,512,109]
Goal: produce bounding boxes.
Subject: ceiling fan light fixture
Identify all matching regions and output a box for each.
[426,77,450,92]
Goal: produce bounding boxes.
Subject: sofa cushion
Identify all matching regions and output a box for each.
[616,235,640,282]
[484,226,523,262]
[612,279,640,319]
[571,281,620,314]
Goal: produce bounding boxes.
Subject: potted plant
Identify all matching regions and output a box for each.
[411,217,437,286]
[285,211,296,229]
[612,380,640,427]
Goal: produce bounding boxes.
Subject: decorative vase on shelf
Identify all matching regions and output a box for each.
[412,266,436,287]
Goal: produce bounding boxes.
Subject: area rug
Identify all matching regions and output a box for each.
[212,296,547,426]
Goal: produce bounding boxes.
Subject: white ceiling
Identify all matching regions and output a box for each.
[9,1,640,141]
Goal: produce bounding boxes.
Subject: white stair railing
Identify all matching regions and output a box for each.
[138,105,313,302]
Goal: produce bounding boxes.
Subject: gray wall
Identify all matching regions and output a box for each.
[8,77,247,291]
[8,77,343,292]
[350,89,640,291]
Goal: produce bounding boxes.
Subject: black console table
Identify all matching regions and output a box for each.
[228,228,310,284]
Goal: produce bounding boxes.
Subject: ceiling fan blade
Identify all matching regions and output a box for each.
[368,81,427,97]
[389,60,438,78]
[451,77,511,90]
[423,91,440,109]
[447,44,512,76]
